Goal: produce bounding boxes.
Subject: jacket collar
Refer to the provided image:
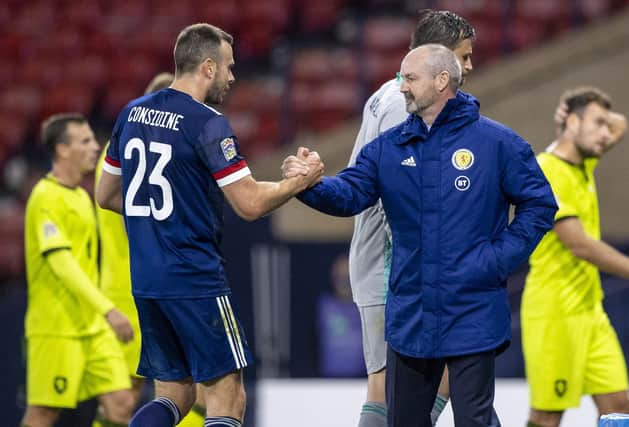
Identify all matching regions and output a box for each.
[395,90,480,145]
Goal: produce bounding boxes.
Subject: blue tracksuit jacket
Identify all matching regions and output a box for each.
[299,91,557,358]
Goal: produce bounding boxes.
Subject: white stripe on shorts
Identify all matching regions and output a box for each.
[222,296,247,368]
[216,296,246,369]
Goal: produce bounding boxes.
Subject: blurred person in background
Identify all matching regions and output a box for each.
[287,44,556,427]
[522,86,629,427]
[317,254,365,377]
[22,113,134,427]
[96,23,323,427]
[94,72,174,426]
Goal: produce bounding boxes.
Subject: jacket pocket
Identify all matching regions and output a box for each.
[468,241,503,289]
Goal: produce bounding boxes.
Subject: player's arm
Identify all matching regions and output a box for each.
[45,248,134,341]
[604,111,627,152]
[222,160,324,222]
[297,141,381,217]
[96,170,123,214]
[554,217,629,278]
[494,140,558,277]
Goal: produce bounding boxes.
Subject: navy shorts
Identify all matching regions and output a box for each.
[134,295,253,382]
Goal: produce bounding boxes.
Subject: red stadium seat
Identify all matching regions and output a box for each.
[509,16,550,52]
[0,85,42,121]
[0,61,16,90]
[365,49,407,92]
[197,1,240,33]
[241,0,291,30]
[579,0,612,19]
[40,83,95,121]
[363,17,415,52]
[102,82,143,121]
[291,48,359,84]
[65,55,110,92]
[290,80,360,132]
[109,53,161,90]
[0,111,29,152]
[237,23,279,61]
[435,0,505,20]
[300,0,347,33]
[10,1,55,36]
[17,56,65,89]
[59,1,104,30]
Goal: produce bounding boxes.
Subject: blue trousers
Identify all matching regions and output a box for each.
[386,347,501,427]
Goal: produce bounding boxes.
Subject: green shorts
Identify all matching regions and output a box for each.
[26,328,130,408]
[522,305,628,410]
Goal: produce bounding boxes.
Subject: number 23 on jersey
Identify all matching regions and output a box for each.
[124,138,173,221]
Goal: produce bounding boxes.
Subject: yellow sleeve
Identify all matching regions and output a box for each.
[33,206,71,254]
[46,249,115,316]
[538,158,578,221]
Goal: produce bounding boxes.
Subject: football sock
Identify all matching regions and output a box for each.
[129,397,181,427]
[431,394,448,426]
[204,416,242,426]
[358,402,387,427]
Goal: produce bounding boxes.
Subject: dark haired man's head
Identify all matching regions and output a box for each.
[560,86,612,159]
[411,10,475,84]
[41,113,99,173]
[174,23,235,104]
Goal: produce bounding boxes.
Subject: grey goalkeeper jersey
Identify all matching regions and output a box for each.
[348,78,409,306]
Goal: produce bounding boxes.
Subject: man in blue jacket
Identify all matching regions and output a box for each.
[287,44,557,426]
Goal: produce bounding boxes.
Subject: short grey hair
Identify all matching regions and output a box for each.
[421,43,462,92]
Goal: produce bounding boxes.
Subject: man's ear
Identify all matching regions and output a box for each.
[565,112,581,133]
[436,71,449,92]
[202,58,216,79]
[55,142,68,160]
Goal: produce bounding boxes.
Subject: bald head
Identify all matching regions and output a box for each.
[398,44,462,122]
[402,44,462,93]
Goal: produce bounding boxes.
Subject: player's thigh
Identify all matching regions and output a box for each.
[584,308,628,400]
[359,304,386,375]
[26,336,86,408]
[79,329,131,403]
[522,315,588,410]
[199,369,245,418]
[134,296,192,381]
[158,295,254,383]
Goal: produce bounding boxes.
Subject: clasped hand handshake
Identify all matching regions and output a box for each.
[281,146,325,189]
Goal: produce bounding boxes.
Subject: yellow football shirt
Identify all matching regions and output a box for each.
[95,145,132,300]
[24,174,108,337]
[523,152,602,318]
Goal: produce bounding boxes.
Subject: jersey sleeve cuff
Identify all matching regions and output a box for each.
[213,160,251,187]
[103,156,122,175]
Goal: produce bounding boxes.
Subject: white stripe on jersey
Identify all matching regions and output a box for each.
[193,99,223,116]
[216,296,245,369]
[216,167,251,187]
[102,161,122,176]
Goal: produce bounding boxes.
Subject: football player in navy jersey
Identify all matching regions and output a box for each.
[96,23,323,427]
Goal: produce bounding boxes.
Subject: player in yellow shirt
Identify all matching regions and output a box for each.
[523,87,629,427]
[22,113,134,427]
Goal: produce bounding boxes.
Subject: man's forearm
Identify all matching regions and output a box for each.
[573,238,629,279]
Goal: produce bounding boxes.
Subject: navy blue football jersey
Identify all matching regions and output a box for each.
[104,88,250,298]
